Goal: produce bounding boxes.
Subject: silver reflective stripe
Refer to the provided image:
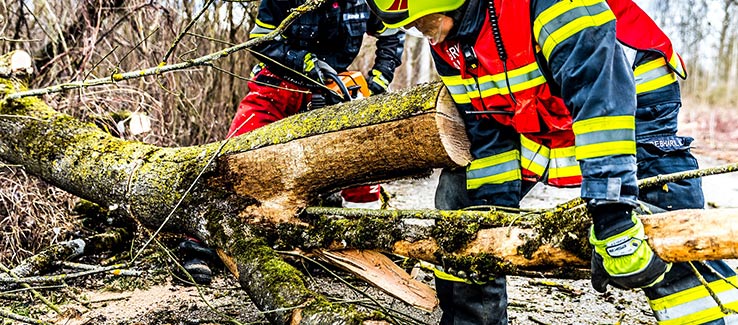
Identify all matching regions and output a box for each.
[620,41,637,68]
[445,82,479,97]
[550,155,578,169]
[478,69,544,95]
[654,288,738,322]
[575,129,634,146]
[379,27,402,36]
[442,63,544,100]
[520,146,549,172]
[635,65,672,86]
[536,2,611,53]
[467,159,520,180]
[725,314,738,324]
[250,25,274,36]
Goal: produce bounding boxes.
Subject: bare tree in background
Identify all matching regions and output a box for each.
[650,0,737,105]
[716,0,738,103]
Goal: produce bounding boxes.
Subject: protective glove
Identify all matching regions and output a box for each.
[367,69,390,95]
[589,206,671,293]
[303,53,336,85]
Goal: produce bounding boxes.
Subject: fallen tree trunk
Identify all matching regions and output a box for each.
[1,67,464,323]
[4,54,738,323]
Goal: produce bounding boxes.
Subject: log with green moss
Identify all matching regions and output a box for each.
[1,54,461,324]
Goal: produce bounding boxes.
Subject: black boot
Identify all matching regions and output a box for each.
[436,276,509,325]
[178,237,219,285]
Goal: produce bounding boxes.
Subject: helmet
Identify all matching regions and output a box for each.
[366,0,465,29]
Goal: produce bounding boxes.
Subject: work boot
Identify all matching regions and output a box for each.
[178,237,218,285]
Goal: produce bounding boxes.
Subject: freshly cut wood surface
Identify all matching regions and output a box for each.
[317,249,438,312]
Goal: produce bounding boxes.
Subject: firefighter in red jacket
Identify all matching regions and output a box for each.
[230,0,405,209]
[367,0,738,324]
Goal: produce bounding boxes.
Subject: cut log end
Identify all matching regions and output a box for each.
[435,87,472,167]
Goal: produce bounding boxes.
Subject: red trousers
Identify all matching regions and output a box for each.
[229,67,381,207]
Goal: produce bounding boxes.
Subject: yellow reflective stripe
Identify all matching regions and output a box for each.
[520,135,550,176]
[634,57,667,76]
[440,63,546,105]
[573,115,635,159]
[255,18,276,29]
[371,69,389,88]
[636,73,677,94]
[534,0,616,59]
[477,62,546,97]
[440,75,473,104]
[433,269,472,283]
[303,54,315,71]
[418,261,480,284]
[466,151,521,190]
[650,276,738,325]
[634,58,678,94]
[467,169,520,190]
[250,24,276,39]
[549,146,581,178]
[550,164,582,178]
[572,115,635,135]
[575,141,635,160]
[573,115,635,134]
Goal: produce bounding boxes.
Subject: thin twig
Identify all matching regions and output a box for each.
[56,261,143,276]
[2,0,327,103]
[124,207,244,325]
[687,261,738,316]
[0,114,44,121]
[0,263,131,284]
[161,0,216,63]
[210,64,311,93]
[279,251,402,325]
[0,263,61,315]
[1,284,66,295]
[0,309,48,325]
[638,162,738,189]
[0,37,40,43]
[556,161,738,215]
[700,261,738,291]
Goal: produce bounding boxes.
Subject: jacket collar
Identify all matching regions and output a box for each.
[446,0,485,42]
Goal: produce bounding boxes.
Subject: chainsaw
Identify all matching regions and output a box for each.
[311,70,371,109]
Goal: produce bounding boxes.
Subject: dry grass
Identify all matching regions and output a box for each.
[0,167,77,266]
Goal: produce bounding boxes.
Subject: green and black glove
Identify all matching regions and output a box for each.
[589,205,671,293]
[303,53,336,85]
[367,69,390,95]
